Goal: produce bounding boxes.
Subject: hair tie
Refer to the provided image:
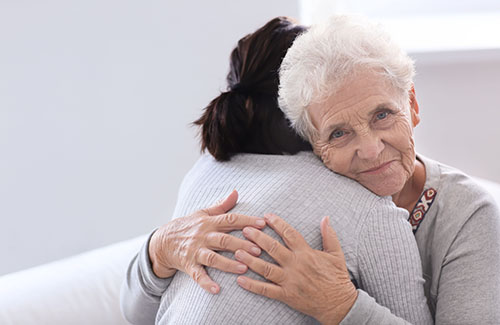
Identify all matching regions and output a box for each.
[230,83,251,95]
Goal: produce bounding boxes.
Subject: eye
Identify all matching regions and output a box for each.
[376,111,388,120]
[330,130,345,140]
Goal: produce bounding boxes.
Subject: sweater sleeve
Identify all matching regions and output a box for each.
[120,230,173,325]
[341,200,433,325]
[434,202,500,324]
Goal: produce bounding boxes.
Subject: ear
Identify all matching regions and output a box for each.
[409,85,420,127]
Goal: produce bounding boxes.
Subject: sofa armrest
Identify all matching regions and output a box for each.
[0,235,146,325]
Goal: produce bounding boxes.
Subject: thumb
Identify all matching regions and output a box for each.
[204,189,238,216]
[320,216,342,254]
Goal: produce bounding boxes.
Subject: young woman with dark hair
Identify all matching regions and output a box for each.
[194,17,311,161]
[121,17,431,325]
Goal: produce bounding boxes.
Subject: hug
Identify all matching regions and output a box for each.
[121,15,500,324]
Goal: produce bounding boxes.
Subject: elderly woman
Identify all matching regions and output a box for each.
[234,15,500,324]
[121,17,432,325]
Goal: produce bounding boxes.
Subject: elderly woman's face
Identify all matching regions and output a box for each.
[307,70,420,197]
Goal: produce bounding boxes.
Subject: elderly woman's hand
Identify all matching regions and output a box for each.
[235,214,358,325]
[149,190,266,294]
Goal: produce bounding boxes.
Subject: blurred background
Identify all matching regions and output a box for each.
[1,0,499,275]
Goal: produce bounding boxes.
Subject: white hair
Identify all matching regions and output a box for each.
[278,15,415,142]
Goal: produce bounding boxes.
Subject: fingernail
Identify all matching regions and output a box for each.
[235,250,244,260]
[236,264,247,273]
[237,277,246,285]
[256,219,266,227]
[242,227,252,235]
[250,246,261,256]
[210,286,218,294]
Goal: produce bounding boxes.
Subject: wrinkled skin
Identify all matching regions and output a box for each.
[149,190,266,294]
[307,69,423,206]
[235,214,358,325]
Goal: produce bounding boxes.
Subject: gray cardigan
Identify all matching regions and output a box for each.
[411,155,500,324]
[121,152,432,324]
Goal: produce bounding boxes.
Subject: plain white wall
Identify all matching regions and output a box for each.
[0,0,299,275]
[1,1,499,276]
[413,51,500,182]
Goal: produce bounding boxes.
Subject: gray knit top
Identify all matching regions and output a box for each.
[121,152,433,324]
[409,155,500,324]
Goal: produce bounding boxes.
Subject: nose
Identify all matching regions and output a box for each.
[356,133,385,161]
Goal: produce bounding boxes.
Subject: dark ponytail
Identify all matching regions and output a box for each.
[193,17,311,161]
[196,91,253,161]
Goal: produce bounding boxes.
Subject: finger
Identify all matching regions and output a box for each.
[320,216,343,254]
[213,213,266,232]
[203,190,238,216]
[197,248,248,274]
[236,276,282,300]
[235,250,285,284]
[263,213,308,250]
[242,227,292,265]
[205,232,262,256]
[189,264,220,294]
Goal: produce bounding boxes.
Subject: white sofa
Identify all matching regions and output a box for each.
[0,235,147,325]
[1,179,500,325]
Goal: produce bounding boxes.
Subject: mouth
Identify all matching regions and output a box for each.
[360,160,396,175]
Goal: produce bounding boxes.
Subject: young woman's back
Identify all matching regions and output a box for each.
[136,152,430,324]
